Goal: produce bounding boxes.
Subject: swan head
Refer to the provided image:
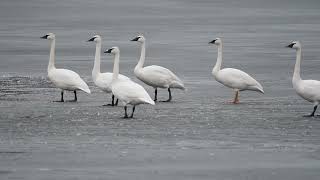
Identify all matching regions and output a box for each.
[41,33,55,40]
[209,38,222,46]
[287,41,301,49]
[104,46,120,55]
[87,35,101,43]
[131,35,145,43]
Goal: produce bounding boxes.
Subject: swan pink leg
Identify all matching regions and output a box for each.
[233,90,240,104]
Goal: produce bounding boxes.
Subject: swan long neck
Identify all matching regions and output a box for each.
[112,52,120,81]
[92,41,101,78]
[293,48,302,81]
[48,39,56,72]
[212,43,223,76]
[134,41,146,73]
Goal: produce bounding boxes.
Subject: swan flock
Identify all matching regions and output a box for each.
[39,33,319,117]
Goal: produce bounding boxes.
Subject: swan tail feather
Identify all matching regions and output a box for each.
[249,82,264,94]
[78,79,91,94]
[170,80,185,91]
[141,96,155,105]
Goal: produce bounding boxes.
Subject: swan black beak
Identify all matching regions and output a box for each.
[286,43,294,48]
[104,48,113,53]
[87,37,95,42]
[209,39,216,44]
[131,37,140,41]
[41,35,48,39]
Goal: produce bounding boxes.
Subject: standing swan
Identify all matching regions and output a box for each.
[287,41,320,117]
[87,35,129,106]
[41,33,90,102]
[209,38,264,103]
[104,47,155,118]
[131,35,185,102]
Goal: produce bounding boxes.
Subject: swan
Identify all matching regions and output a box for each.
[287,41,320,117]
[209,38,264,103]
[104,46,155,118]
[87,35,129,106]
[131,35,185,102]
[41,33,90,102]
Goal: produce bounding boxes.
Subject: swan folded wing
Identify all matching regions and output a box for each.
[112,80,154,105]
[299,80,320,102]
[49,69,90,93]
[140,65,181,87]
[217,68,259,90]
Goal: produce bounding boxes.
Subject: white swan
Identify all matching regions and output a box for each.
[41,33,90,102]
[87,35,129,106]
[287,41,320,117]
[104,47,155,118]
[131,35,185,102]
[209,38,264,103]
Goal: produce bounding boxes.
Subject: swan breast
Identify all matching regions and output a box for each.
[294,79,320,103]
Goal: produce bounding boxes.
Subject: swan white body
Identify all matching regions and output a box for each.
[288,41,320,116]
[88,35,129,105]
[105,47,154,118]
[131,35,185,102]
[209,38,263,103]
[41,33,90,102]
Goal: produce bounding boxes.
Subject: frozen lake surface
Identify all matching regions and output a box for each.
[1,0,320,179]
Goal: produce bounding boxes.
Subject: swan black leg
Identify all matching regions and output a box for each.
[111,95,115,106]
[73,90,77,102]
[103,95,117,106]
[60,91,64,102]
[130,106,136,118]
[123,106,128,118]
[154,88,158,102]
[115,98,119,106]
[161,88,172,102]
[54,91,64,102]
[304,105,317,117]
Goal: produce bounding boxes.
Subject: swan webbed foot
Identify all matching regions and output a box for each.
[160,99,171,102]
[304,105,318,117]
[303,114,315,117]
[233,100,240,104]
[53,100,64,102]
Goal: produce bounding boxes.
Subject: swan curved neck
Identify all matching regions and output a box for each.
[134,42,146,73]
[92,41,102,78]
[112,52,120,81]
[212,43,223,76]
[48,39,56,72]
[293,48,302,81]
